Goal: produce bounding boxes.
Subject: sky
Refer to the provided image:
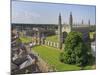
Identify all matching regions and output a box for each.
[12,1,96,25]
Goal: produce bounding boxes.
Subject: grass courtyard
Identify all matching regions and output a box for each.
[45,35,58,43]
[32,45,94,71]
[32,46,80,71]
[89,32,96,40]
[20,36,32,43]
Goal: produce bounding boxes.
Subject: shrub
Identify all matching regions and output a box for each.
[60,31,93,66]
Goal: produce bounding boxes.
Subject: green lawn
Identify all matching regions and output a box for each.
[20,36,32,43]
[32,45,81,71]
[20,35,58,43]
[32,46,95,71]
[46,35,58,43]
[89,32,95,40]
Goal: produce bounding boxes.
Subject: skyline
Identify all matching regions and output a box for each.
[12,1,96,25]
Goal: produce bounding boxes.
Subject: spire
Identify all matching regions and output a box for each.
[59,13,61,16]
[69,12,73,31]
[88,19,90,31]
[82,19,84,25]
[88,19,90,25]
[58,13,62,49]
[59,13,61,24]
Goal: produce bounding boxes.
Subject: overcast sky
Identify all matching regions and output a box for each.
[12,1,96,25]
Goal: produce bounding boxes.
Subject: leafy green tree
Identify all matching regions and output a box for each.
[60,31,92,66]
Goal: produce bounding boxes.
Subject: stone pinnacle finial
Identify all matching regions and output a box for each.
[70,12,72,15]
[59,13,61,16]
[88,19,91,31]
[69,11,73,31]
[88,19,90,25]
[82,19,84,25]
[58,13,62,24]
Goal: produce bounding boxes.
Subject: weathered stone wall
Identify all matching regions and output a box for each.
[43,40,65,50]
[32,51,54,72]
[44,40,59,48]
[37,57,49,72]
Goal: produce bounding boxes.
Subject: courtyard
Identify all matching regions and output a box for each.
[32,45,95,71]
[46,35,58,43]
[19,34,95,71]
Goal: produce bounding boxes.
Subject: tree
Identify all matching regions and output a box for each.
[60,31,92,66]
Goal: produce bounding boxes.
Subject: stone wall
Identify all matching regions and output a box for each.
[32,51,54,72]
[37,57,50,72]
[44,40,59,48]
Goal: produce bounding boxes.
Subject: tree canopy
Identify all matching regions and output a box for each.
[60,31,92,66]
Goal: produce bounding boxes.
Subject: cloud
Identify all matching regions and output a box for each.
[24,11,40,18]
[12,10,41,23]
